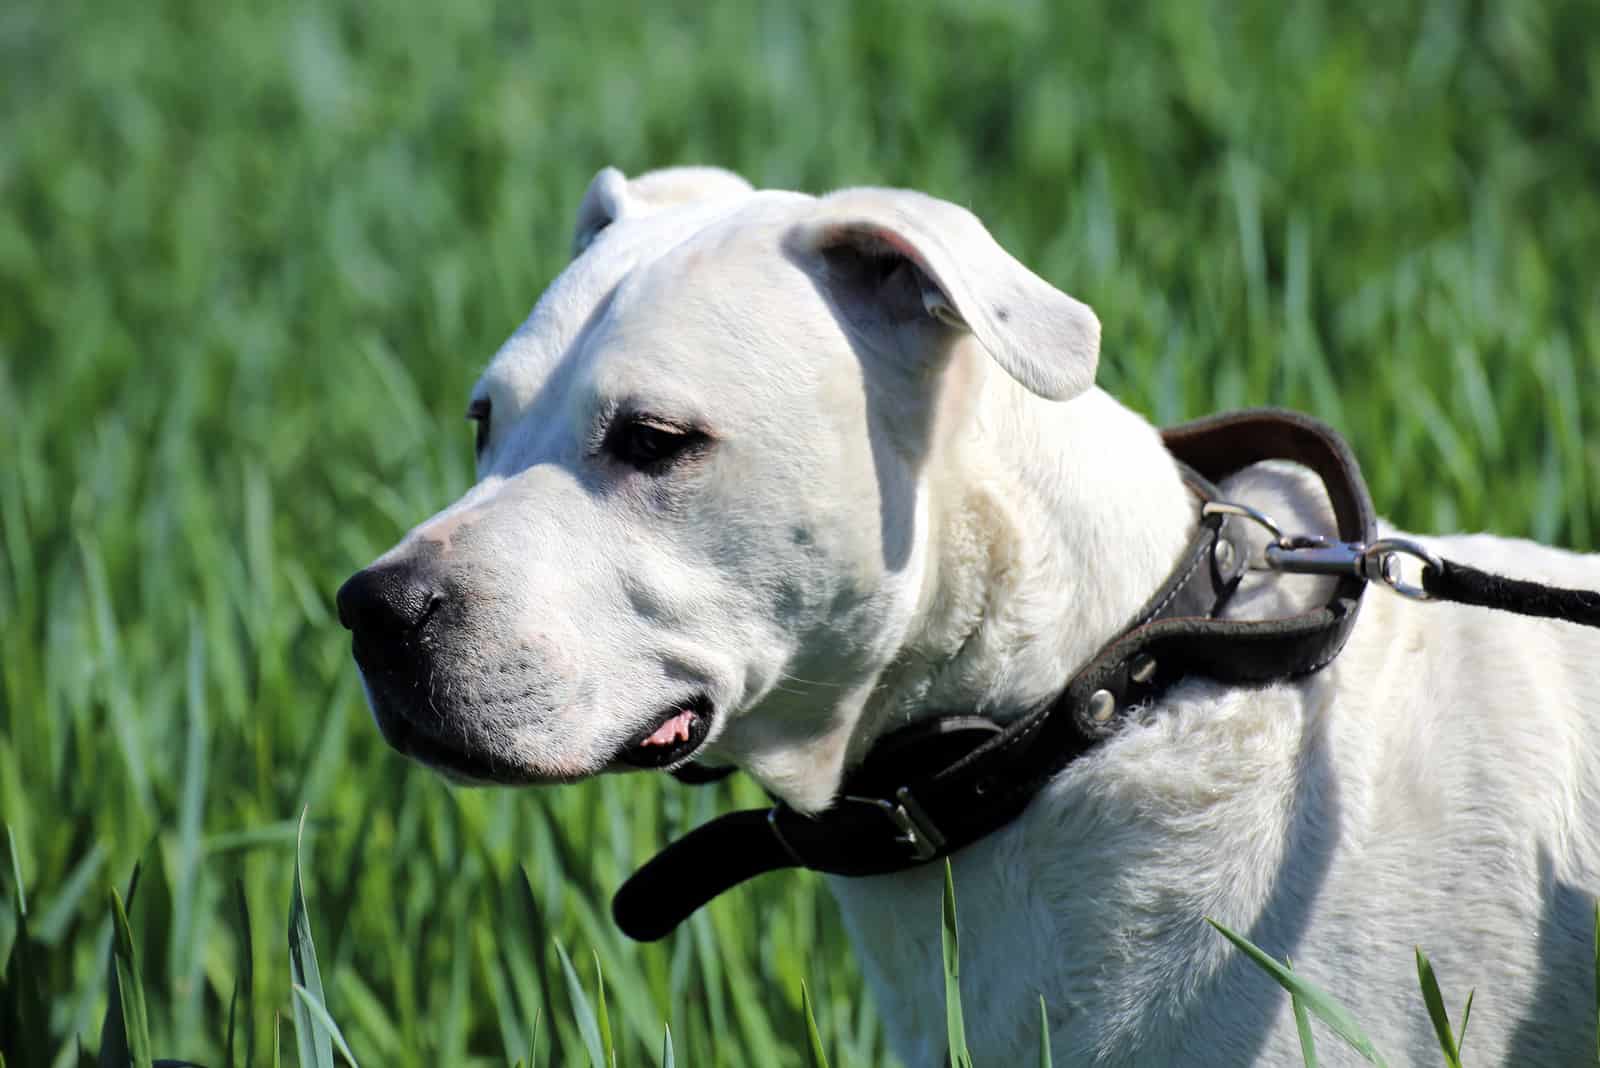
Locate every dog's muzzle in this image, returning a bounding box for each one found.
[336,557,496,777]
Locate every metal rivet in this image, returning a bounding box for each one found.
[1213,538,1237,576]
[1129,654,1157,684]
[1088,689,1116,724]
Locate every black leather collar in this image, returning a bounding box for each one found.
[614,408,1376,942]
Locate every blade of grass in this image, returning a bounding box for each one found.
[512,866,556,1041]
[1285,957,1318,1068]
[170,622,209,1043]
[109,888,154,1068]
[233,880,255,1068]
[482,929,526,1061]
[33,841,107,944]
[3,890,44,1067]
[78,533,152,809]
[442,912,469,1064]
[99,863,142,1068]
[3,831,46,1068]
[1292,994,1318,1066]
[330,970,402,1063]
[1038,995,1052,1068]
[5,825,23,918]
[592,951,615,1068]
[287,809,334,1068]
[661,1022,674,1068]
[942,861,973,1068]
[553,939,604,1068]
[801,980,830,1068]
[1208,919,1387,1066]
[1414,947,1461,1067]
[1459,989,1474,1048]
[226,981,239,1068]
[292,984,362,1068]
[689,909,731,1061]
[202,822,303,856]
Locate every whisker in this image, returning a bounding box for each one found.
[777,671,847,690]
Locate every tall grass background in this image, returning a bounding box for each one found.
[3,1,1598,1064]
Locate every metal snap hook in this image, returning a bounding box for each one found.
[1359,538,1442,601]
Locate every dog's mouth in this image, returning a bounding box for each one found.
[616,694,715,769]
[362,663,717,781]
[371,701,541,786]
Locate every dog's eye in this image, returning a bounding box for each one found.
[466,397,491,457]
[606,415,707,472]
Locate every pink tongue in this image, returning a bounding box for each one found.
[643,710,696,747]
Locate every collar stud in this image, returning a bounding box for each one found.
[1087,688,1116,723]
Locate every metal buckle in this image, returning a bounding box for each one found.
[841,787,946,862]
[767,787,949,869]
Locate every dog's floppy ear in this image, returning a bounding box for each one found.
[793,188,1100,402]
[572,166,753,257]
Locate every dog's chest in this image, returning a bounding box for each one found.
[825,698,1316,1067]
[828,819,1080,1066]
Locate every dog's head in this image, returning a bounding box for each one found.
[337,166,1100,811]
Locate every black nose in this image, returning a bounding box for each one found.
[336,560,441,640]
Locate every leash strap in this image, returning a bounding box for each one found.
[1422,558,1600,627]
[614,408,1378,942]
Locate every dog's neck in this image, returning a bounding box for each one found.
[851,377,1196,758]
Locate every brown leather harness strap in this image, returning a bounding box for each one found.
[614,408,1374,942]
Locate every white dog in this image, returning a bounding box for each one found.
[338,166,1600,1065]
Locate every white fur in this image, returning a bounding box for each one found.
[359,166,1600,1065]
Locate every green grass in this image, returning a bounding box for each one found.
[3,0,1599,1064]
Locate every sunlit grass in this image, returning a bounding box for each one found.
[22,842,1584,1066]
[4,0,1599,1064]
